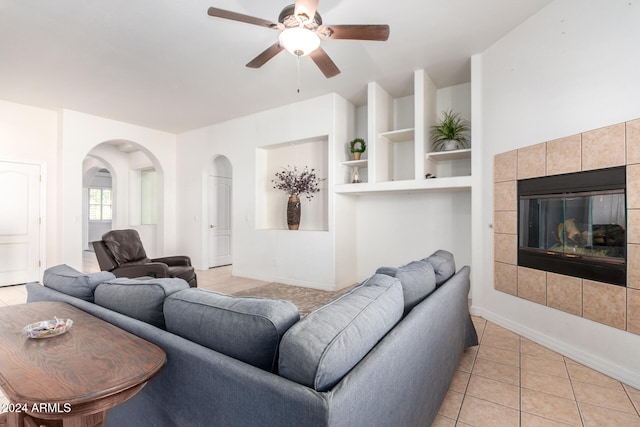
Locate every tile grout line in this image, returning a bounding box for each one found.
[519,335,522,427]
[564,356,587,427]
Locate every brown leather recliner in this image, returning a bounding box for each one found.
[92,229,197,288]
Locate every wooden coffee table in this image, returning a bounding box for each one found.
[0,302,166,427]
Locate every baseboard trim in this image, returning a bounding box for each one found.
[471,306,640,390]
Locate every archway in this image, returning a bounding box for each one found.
[208,156,233,268]
[83,140,164,271]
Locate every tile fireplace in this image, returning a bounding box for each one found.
[493,119,640,334]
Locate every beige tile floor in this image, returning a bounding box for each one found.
[1,252,639,426]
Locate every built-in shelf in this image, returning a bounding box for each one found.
[334,175,472,195]
[379,128,414,143]
[427,148,471,161]
[340,159,369,168]
[341,159,368,184]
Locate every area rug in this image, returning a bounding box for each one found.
[233,283,348,317]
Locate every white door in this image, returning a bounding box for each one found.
[208,175,232,267]
[0,161,41,286]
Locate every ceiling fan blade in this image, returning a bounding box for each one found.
[320,24,390,41]
[294,0,319,22]
[207,7,278,29]
[309,47,340,78]
[246,43,285,68]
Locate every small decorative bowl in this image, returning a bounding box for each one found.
[23,318,73,339]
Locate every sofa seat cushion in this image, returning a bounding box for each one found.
[43,264,115,302]
[278,274,404,392]
[94,277,188,329]
[163,289,300,372]
[376,260,436,315]
[423,250,456,286]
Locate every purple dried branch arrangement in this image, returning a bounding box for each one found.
[272,165,324,201]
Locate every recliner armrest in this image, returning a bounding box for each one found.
[112,262,171,279]
[152,256,192,267]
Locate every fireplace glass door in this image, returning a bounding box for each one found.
[519,190,626,260]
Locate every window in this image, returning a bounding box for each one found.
[141,169,158,225]
[89,188,112,221]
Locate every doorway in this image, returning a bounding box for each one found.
[208,156,232,268]
[85,168,113,250]
[0,161,42,286]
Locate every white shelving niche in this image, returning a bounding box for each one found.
[335,69,472,195]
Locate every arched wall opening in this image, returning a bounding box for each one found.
[83,139,166,268]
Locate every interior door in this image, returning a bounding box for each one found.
[0,161,41,286]
[208,175,232,267]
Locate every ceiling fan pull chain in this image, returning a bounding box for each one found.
[297,54,301,94]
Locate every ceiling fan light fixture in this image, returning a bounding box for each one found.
[279,27,320,57]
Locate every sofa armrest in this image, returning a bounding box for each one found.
[152,256,192,267]
[113,263,170,279]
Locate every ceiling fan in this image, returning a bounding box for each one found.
[207,0,390,78]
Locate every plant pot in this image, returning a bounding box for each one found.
[353,152,362,160]
[287,195,301,230]
[443,140,459,151]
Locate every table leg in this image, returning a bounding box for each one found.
[3,411,24,427]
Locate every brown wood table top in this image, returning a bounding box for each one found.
[0,301,166,426]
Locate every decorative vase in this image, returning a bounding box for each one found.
[287,195,301,230]
[353,152,362,160]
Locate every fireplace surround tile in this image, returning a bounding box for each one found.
[628,209,640,244]
[494,181,517,212]
[627,118,640,165]
[627,164,640,209]
[517,267,546,305]
[546,134,582,176]
[495,233,517,265]
[627,288,640,334]
[581,123,626,171]
[495,262,517,296]
[582,280,626,330]
[517,143,546,179]
[547,273,582,317]
[494,150,517,182]
[628,244,640,290]
[494,210,517,235]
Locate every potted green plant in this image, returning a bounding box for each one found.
[430,110,470,151]
[349,138,366,160]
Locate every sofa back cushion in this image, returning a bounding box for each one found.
[278,274,403,392]
[43,264,115,302]
[163,289,300,372]
[376,260,436,314]
[102,229,149,265]
[423,250,456,286]
[94,277,188,329]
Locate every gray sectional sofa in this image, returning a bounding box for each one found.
[26,250,477,427]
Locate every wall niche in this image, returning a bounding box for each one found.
[256,136,329,231]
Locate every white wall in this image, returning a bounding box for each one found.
[356,191,471,279]
[474,0,640,387]
[177,94,354,290]
[0,100,59,269]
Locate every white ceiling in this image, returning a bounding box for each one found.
[0,0,552,133]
